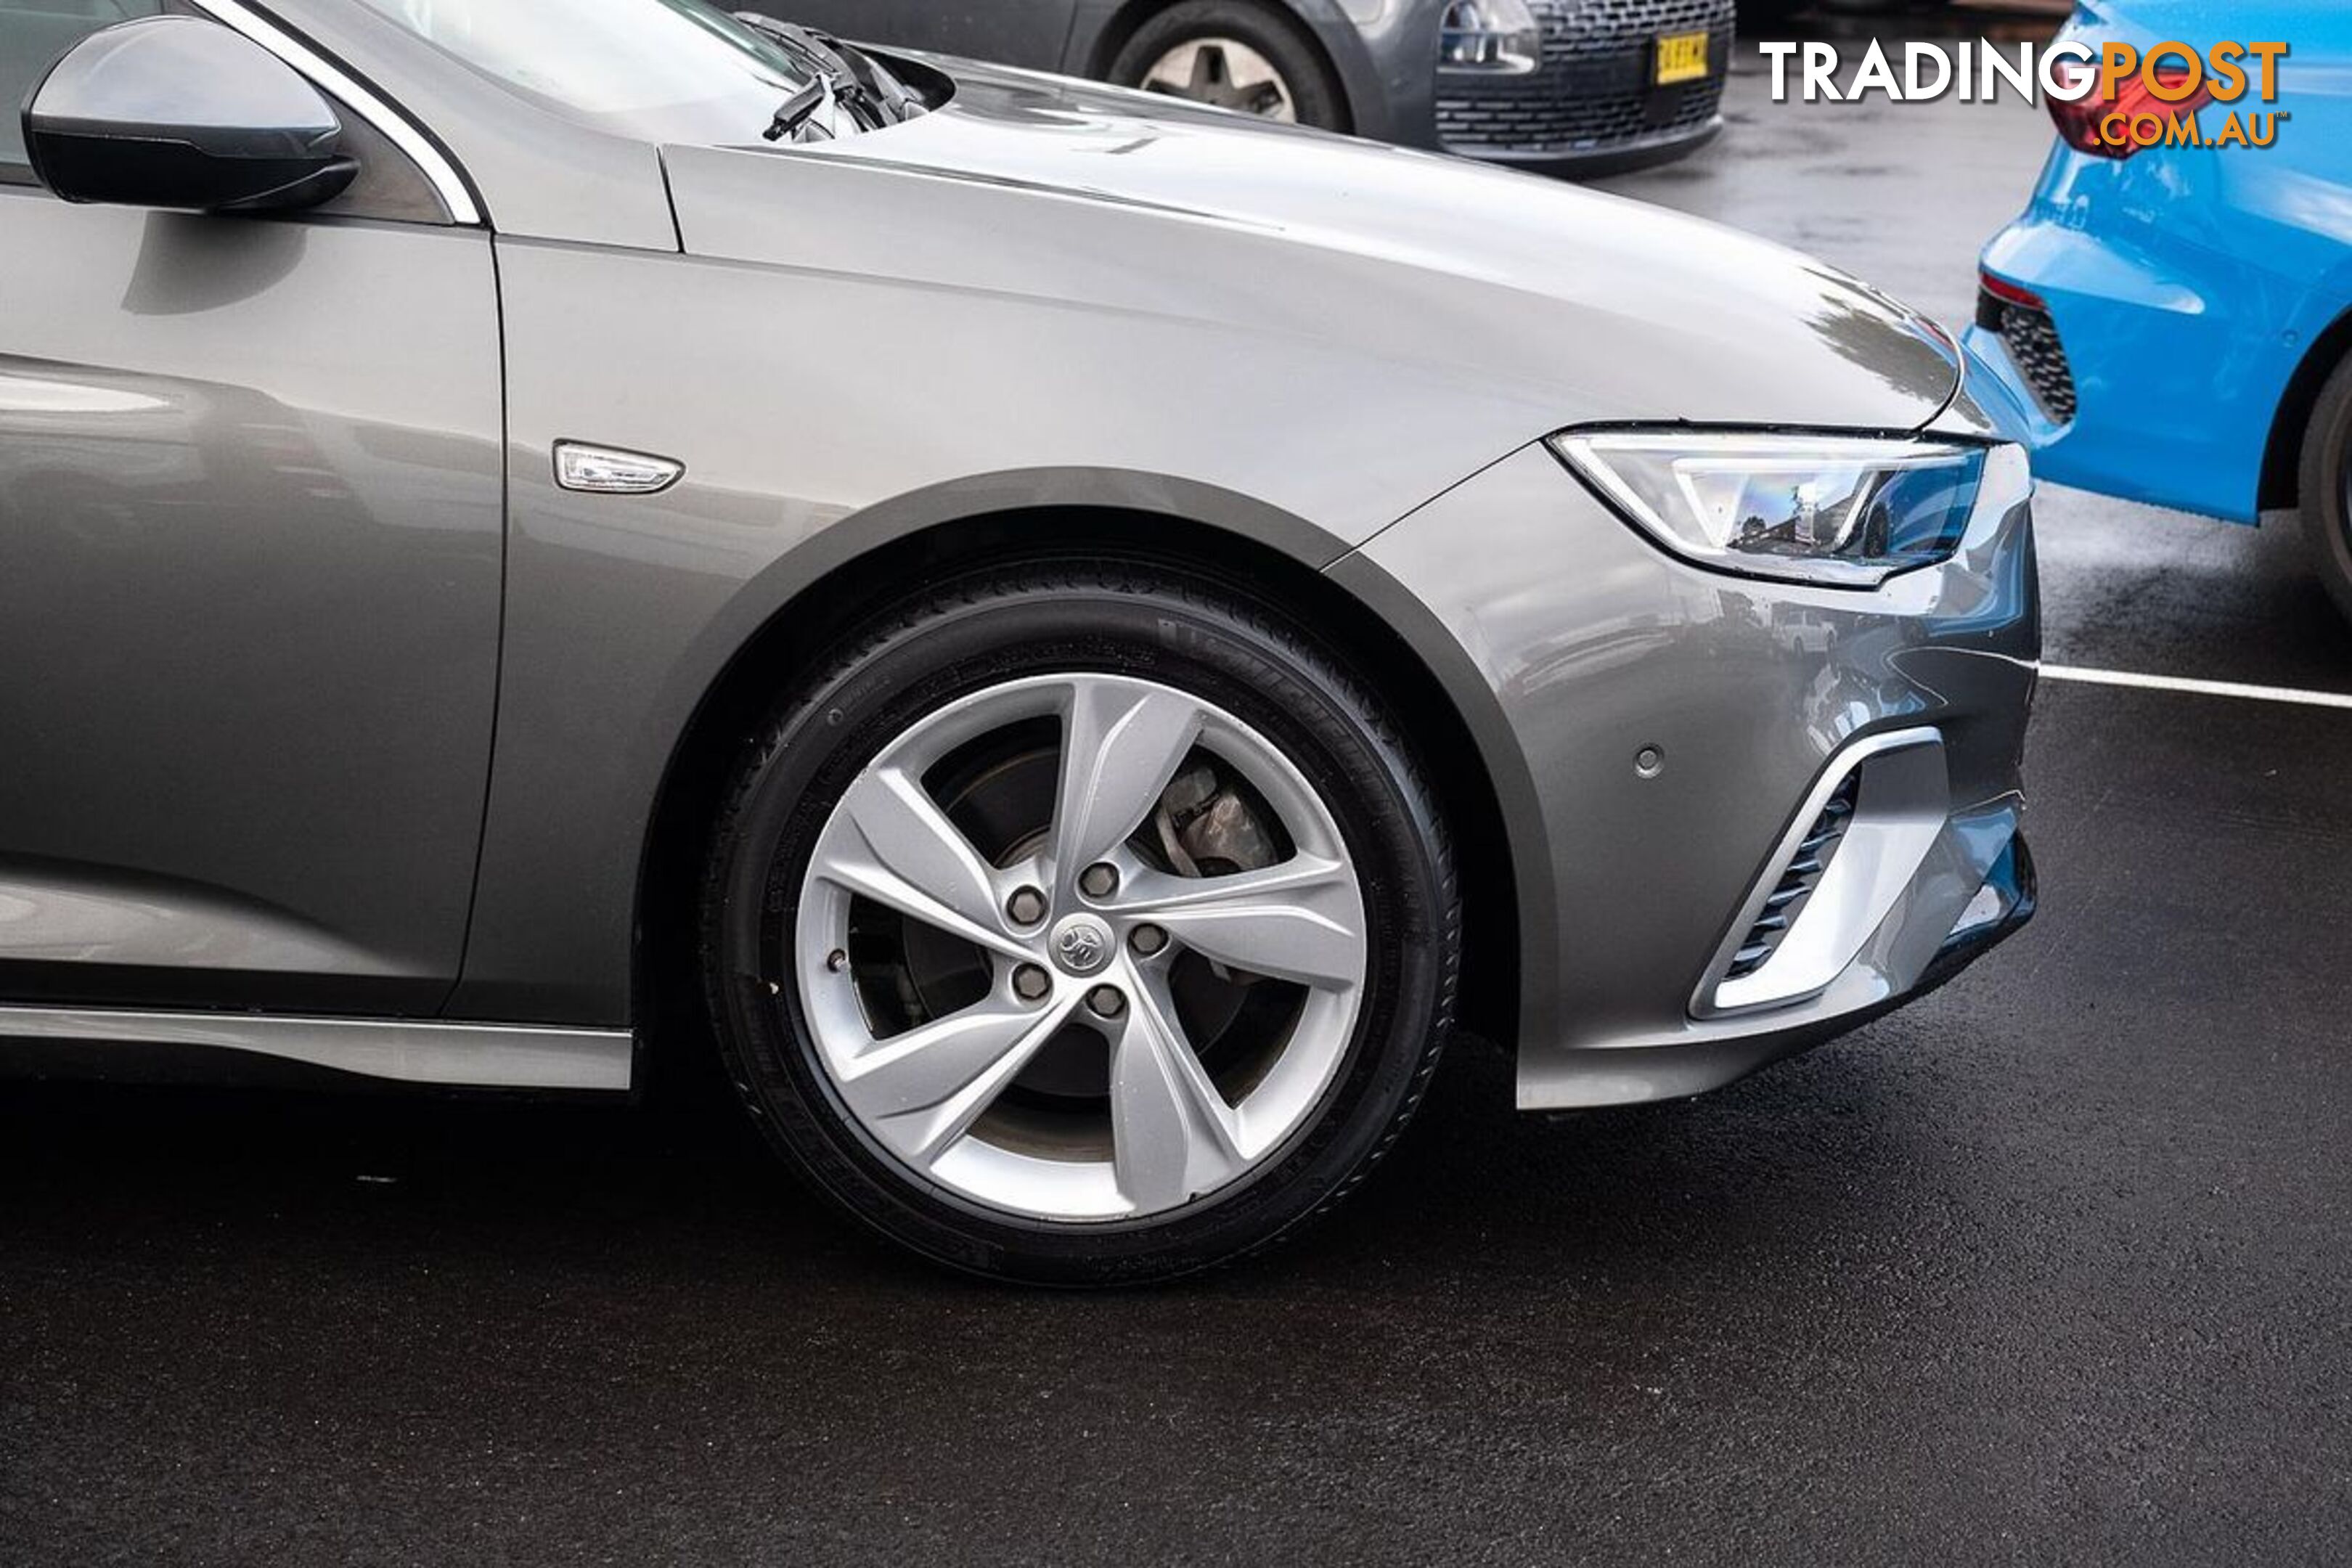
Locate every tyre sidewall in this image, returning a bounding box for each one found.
[2302,360,2352,623]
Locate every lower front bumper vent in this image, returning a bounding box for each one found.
[1702,729,1952,1018]
[1723,774,1858,982]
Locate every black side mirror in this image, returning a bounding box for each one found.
[24,15,358,214]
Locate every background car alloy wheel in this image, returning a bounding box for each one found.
[1135,38,1299,122]
[701,563,1455,1283]
[1107,1,1349,132]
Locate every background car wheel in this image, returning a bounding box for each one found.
[1106,1,1349,131]
[701,563,1457,1284]
[2298,352,2352,625]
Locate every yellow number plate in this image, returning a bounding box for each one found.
[1655,30,1711,86]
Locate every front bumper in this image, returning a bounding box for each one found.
[1453,115,1723,180]
[1967,206,2287,525]
[1331,430,2038,1109]
[1429,1,1733,177]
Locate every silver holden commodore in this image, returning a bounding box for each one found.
[0,0,2037,1283]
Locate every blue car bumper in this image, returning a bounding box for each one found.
[1967,208,2292,525]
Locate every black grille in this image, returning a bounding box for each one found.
[1724,775,1858,983]
[1978,287,2078,425]
[1434,0,1735,156]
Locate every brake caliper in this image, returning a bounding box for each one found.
[1151,762,1279,984]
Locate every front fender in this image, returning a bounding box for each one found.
[449,452,1361,1024]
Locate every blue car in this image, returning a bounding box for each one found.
[1969,1,2352,616]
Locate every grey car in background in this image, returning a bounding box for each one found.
[754,0,1736,176]
[0,0,2033,1282]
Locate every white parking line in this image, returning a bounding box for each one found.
[2041,664,2352,711]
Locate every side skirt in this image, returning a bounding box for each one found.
[0,1006,632,1091]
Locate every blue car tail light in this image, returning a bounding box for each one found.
[2048,62,2213,160]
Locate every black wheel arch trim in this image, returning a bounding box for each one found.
[2261,303,2352,513]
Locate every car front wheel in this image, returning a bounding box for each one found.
[701,562,1457,1283]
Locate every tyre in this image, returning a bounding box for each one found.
[1105,1,1350,132]
[700,562,1457,1285]
[2300,351,2352,626]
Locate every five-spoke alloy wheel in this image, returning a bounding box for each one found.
[702,564,1455,1283]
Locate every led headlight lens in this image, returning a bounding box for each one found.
[1438,0,1540,74]
[1549,431,1989,587]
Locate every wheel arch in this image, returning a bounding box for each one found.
[633,483,1524,1076]
[2260,302,2352,512]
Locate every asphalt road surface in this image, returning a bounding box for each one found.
[7,36,2351,1568]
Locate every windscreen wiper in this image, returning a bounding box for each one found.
[737,12,926,129]
[828,36,923,123]
[763,78,830,142]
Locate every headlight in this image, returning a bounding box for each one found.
[1548,430,1990,588]
[1438,0,1540,74]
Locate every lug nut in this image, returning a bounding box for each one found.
[1085,985,1127,1019]
[1005,886,1047,926]
[1012,963,1052,1002]
[1130,924,1168,957]
[1079,862,1119,899]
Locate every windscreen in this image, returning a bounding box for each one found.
[353,0,815,141]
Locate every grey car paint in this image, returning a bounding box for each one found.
[457,60,1972,1026]
[0,0,2032,1108]
[0,200,503,1014]
[1342,430,2034,1107]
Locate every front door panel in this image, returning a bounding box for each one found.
[0,196,503,1013]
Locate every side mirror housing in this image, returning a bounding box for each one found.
[24,15,357,214]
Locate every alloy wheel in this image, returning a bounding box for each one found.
[794,672,1367,1222]
[1137,38,1299,121]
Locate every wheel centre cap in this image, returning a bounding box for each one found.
[1048,914,1114,976]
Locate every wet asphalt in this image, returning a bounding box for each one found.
[7,28,2351,1568]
